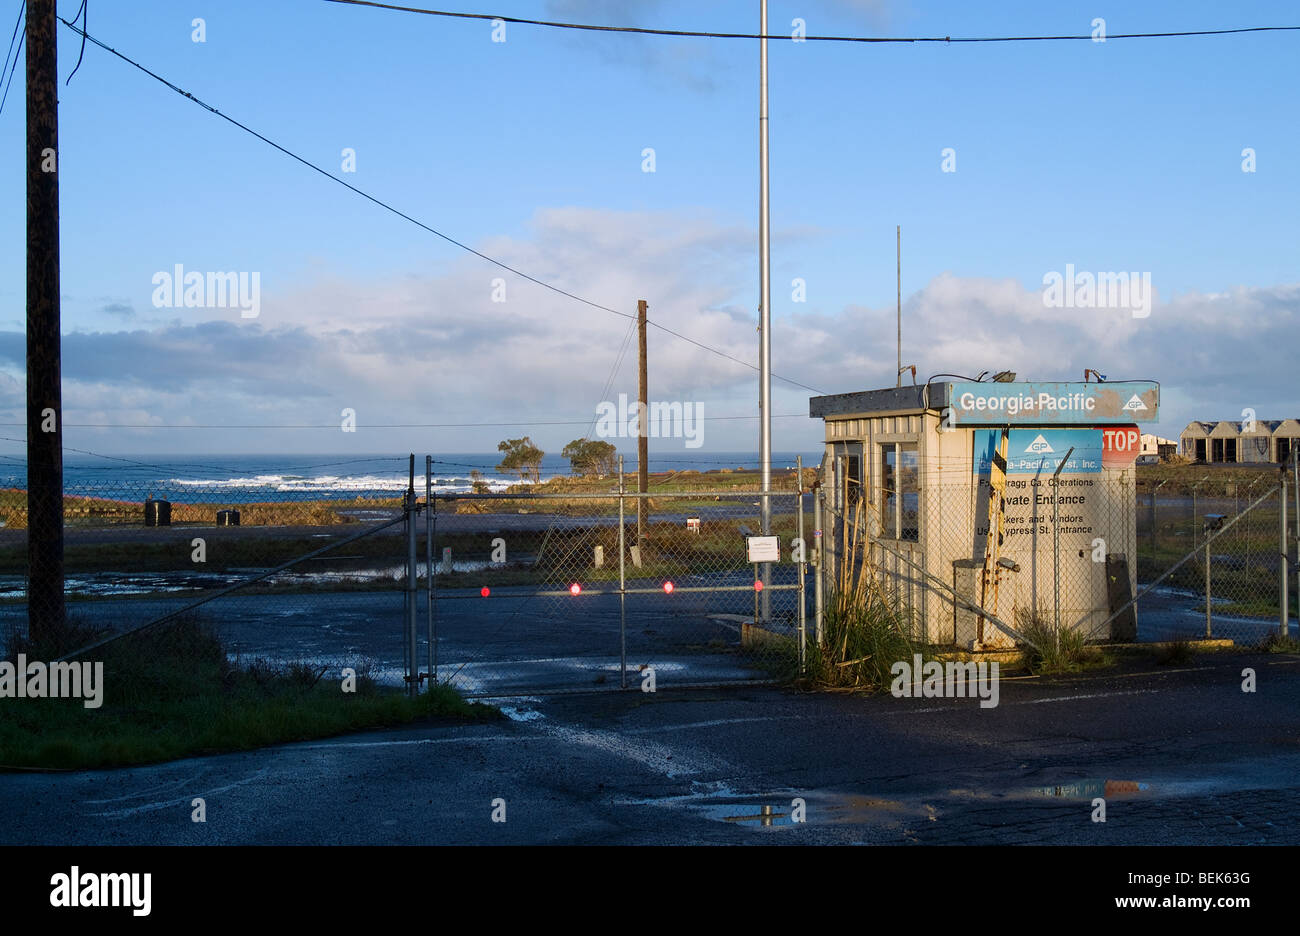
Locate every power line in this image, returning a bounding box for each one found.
[581,316,636,443]
[323,0,1300,44]
[0,0,23,117]
[0,413,812,430]
[0,1,23,89]
[57,17,823,396]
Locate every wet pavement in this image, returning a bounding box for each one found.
[2,649,1298,845]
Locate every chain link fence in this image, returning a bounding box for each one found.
[1135,478,1297,645]
[815,452,1298,652]
[2,477,411,687]
[3,457,814,699]
[429,465,809,696]
[10,454,1291,701]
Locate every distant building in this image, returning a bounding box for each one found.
[1139,433,1177,459]
[1179,419,1300,464]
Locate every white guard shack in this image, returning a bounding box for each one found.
[809,380,1160,649]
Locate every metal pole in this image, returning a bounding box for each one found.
[1053,474,1060,652]
[1293,452,1299,629]
[426,455,435,688]
[1282,475,1290,638]
[407,454,419,697]
[637,299,648,547]
[401,500,409,689]
[26,0,65,642]
[1051,447,1074,653]
[813,478,824,645]
[1244,477,1260,576]
[1192,486,1198,550]
[1204,534,1212,638]
[758,0,773,623]
[796,455,806,672]
[832,455,843,592]
[896,224,901,387]
[618,455,627,688]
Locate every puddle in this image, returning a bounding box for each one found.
[623,786,927,831]
[1028,779,1150,799]
[699,803,795,827]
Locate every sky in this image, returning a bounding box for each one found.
[0,0,1296,458]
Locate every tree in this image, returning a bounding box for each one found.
[496,437,544,483]
[562,438,617,478]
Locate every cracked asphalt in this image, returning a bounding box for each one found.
[1,650,1297,845]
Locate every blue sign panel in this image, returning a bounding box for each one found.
[973,429,1103,475]
[949,381,1158,425]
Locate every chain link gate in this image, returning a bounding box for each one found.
[424,461,807,697]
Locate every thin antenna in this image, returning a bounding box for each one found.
[896,225,901,387]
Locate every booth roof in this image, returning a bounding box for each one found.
[809,383,948,420]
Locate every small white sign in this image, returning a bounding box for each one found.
[746,536,780,563]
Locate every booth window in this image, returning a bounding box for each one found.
[880,442,919,541]
[845,453,862,515]
[834,446,864,519]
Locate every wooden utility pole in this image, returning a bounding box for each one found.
[26,0,65,642]
[636,299,648,544]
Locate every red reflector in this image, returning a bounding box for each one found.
[754,580,764,592]
[480,586,490,598]
[663,581,674,594]
[569,583,582,595]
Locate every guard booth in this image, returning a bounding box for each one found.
[810,379,1159,649]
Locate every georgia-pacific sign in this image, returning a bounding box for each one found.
[947,381,1159,426]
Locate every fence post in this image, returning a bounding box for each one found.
[1293,453,1299,630]
[1204,532,1212,639]
[813,478,824,646]
[796,455,806,673]
[1051,450,1073,654]
[426,455,436,687]
[1192,485,1198,550]
[406,455,420,698]
[618,455,627,689]
[1282,476,1290,639]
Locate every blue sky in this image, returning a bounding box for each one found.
[0,0,1296,457]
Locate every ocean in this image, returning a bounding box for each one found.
[1,452,821,504]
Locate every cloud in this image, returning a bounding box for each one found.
[787,275,1300,432]
[0,207,1292,453]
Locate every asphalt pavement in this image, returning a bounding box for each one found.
[3,649,1297,845]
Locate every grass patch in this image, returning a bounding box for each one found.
[1019,616,1111,674]
[1152,638,1196,666]
[1,615,497,771]
[802,587,926,691]
[1259,632,1300,654]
